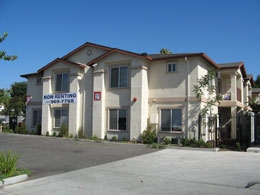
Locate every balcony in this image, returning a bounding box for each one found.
[222,93,231,100]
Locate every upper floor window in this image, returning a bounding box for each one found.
[110,66,128,88]
[56,72,69,92]
[36,77,42,86]
[167,63,176,72]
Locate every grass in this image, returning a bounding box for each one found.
[0,150,31,181]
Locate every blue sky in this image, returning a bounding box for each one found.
[1,0,260,89]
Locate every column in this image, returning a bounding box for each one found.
[92,70,105,139]
[41,76,52,135]
[130,66,148,140]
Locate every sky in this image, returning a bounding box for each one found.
[1,0,260,89]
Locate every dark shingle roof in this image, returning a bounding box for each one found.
[252,88,260,93]
[218,62,243,68]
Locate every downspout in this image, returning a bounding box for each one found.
[185,57,190,139]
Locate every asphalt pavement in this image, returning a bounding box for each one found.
[1,134,260,195]
[0,133,156,180]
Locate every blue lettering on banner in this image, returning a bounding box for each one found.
[43,92,77,104]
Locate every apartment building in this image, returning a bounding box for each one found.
[21,42,255,144]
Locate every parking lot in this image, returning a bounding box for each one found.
[1,133,260,195]
[0,133,156,180]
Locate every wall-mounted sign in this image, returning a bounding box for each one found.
[94,91,101,101]
[43,92,77,104]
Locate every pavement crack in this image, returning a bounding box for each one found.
[245,181,260,188]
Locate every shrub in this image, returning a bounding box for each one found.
[0,150,20,177]
[59,123,68,137]
[111,136,117,141]
[163,136,171,145]
[78,127,85,138]
[141,124,157,144]
[46,131,49,136]
[15,122,27,134]
[235,142,241,151]
[181,138,211,148]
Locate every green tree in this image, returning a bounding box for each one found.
[249,97,260,113]
[7,82,27,116]
[254,75,260,88]
[0,89,10,114]
[160,48,172,54]
[193,69,222,116]
[0,32,17,61]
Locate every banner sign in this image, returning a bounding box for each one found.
[43,92,77,104]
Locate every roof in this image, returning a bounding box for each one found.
[21,58,86,78]
[148,53,220,69]
[21,72,42,78]
[62,42,112,60]
[252,88,260,93]
[218,62,247,78]
[37,58,86,73]
[87,48,151,66]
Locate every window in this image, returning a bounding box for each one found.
[161,109,182,131]
[56,72,69,92]
[32,109,42,127]
[36,77,42,85]
[167,63,176,72]
[110,66,128,88]
[109,109,127,130]
[54,108,68,128]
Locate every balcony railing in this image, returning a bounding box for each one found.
[222,93,231,100]
[222,88,242,102]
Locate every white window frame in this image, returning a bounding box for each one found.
[53,108,69,128]
[108,108,128,131]
[55,72,69,92]
[167,63,176,73]
[110,66,128,88]
[160,108,182,132]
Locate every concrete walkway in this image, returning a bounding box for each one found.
[1,149,260,195]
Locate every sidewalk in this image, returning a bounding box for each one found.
[1,149,260,195]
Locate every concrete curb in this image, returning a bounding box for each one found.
[0,174,28,187]
[247,147,260,153]
[166,145,220,152]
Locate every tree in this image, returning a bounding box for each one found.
[249,97,260,113]
[254,75,260,88]
[193,69,222,146]
[160,48,172,54]
[7,82,27,116]
[193,69,222,116]
[0,32,17,61]
[0,89,10,114]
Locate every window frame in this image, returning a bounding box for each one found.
[160,108,182,132]
[166,62,176,73]
[32,109,42,128]
[110,65,128,89]
[55,72,69,93]
[108,108,128,131]
[53,108,69,128]
[36,77,42,86]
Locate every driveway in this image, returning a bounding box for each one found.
[0,133,156,180]
[1,148,260,195]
